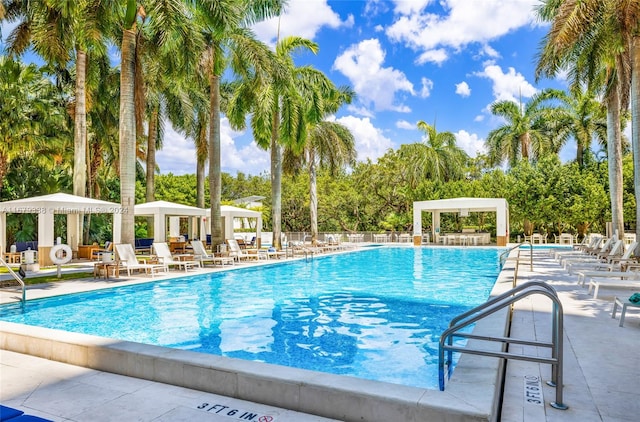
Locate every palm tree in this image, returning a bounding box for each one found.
[543,88,607,167]
[116,0,199,245]
[194,0,285,249]
[3,0,111,200]
[485,90,564,168]
[283,83,356,245]
[536,0,635,243]
[226,35,323,249]
[399,121,468,184]
[0,56,68,191]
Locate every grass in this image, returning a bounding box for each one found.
[0,269,94,285]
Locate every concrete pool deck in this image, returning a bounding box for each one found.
[1,245,639,421]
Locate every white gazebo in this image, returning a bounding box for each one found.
[134,201,206,242]
[0,193,123,266]
[203,205,263,247]
[413,197,510,246]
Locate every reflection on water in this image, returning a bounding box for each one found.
[0,247,501,388]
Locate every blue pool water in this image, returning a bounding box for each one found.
[0,246,503,388]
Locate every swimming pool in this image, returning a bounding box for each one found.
[0,246,503,389]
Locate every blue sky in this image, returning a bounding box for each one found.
[2,1,588,176]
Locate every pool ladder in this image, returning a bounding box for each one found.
[438,281,567,410]
[0,255,26,303]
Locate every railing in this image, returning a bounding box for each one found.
[0,256,26,303]
[500,241,533,274]
[439,281,567,410]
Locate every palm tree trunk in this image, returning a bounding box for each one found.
[631,35,640,255]
[196,119,207,208]
[520,132,530,160]
[145,107,158,238]
[309,148,318,245]
[209,70,223,247]
[271,109,282,249]
[73,49,87,198]
[119,28,137,245]
[146,107,158,203]
[605,86,624,239]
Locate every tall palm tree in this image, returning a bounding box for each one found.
[3,0,111,200]
[536,0,634,242]
[283,84,356,244]
[485,90,563,168]
[226,35,322,249]
[194,0,285,249]
[398,121,468,184]
[116,0,199,245]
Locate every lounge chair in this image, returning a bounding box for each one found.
[564,239,624,272]
[91,241,114,261]
[258,246,287,260]
[576,267,640,287]
[152,242,201,271]
[559,237,619,267]
[588,276,640,299]
[226,238,259,261]
[191,239,234,267]
[114,244,168,277]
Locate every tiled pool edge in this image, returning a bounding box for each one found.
[0,251,516,422]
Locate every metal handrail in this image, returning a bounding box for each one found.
[0,256,26,303]
[439,281,567,410]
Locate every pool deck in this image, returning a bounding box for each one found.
[1,245,639,421]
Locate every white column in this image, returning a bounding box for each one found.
[38,212,55,247]
[113,213,122,243]
[67,213,80,249]
[155,214,165,242]
[0,212,6,255]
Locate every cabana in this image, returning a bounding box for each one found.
[203,205,263,248]
[133,201,206,244]
[0,193,123,266]
[413,198,510,246]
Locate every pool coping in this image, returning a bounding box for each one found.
[0,247,516,422]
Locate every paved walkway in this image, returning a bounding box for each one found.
[500,248,640,422]
[2,248,640,421]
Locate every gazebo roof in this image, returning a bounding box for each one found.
[134,200,206,217]
[0,192,122,214]
[413,197,508,213]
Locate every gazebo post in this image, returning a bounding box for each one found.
[38,212,55,266]
[0,212,6,255]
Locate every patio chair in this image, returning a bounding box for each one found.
[564,239,624,272]
[152,242,201,272]
[114,244,167,277]
[191,239,234,267]
[91,241,114,261]
[226,238,259,262]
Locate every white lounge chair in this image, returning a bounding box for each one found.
[191,240,234,267]
[152,242,201,271]
[114,243,167,277]
[588,277,640,299]
[569,241,638,274]
[561,238,622,269]
[226,238,259,261]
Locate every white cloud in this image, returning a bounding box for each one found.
[420,77,434,98]
[476,64,538,103]
[455,81,471,97]
[474,115,485,122]
[416,48,448,65]
[333,38,415,112]
[334,115,394,162]
[455,130,486,157]
[391,0,433,15]
[396,119,415,129]
[252,0,350,44]
[156,119,269,176]
[386,0,540,64]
